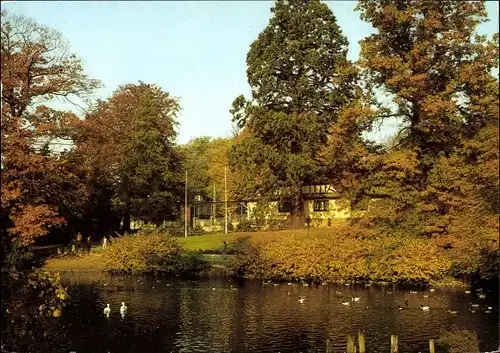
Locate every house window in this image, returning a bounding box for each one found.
[278,201,292,213]
[313,200,329,212]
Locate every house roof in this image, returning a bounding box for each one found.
[245,184,342,201]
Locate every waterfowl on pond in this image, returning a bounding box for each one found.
[398,306,404,310]
[470,303,479,308]
[429,288,435,292]
[287,282,293,286]
[120,302,127,313]
[478,293,486,299]
[447,310,458,314]
[298,296,306,304]
[486,306,493,310]
[364,283,372,287]
[351,296,361,302]
[423,294,429,298]
[286,291,292,296]
[365,305,372,309]
[211,287,216,291]
[321,282,328,286]
[341,301,350,306]
[103,304,111,315]
[302,283,309,287]
[409,290,418,294]
[273,283,279,287]
[230,285,237,291]
[485,310,491,314]
[420,305,430,311]
[464,290,471,294]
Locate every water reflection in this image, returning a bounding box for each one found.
[2,272,498,353]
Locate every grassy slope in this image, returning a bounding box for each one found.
[178,228,333,251]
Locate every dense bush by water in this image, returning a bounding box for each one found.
[102,231,209,274]
[227,228,453,284]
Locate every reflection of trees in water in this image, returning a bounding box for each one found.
[176,285,237,351]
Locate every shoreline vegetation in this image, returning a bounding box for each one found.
[39,228,474,288]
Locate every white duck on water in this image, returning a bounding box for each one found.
[103,304,111,315]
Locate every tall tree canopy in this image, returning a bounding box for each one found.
[75,82,183,233]
[1,10,100,246]
[348,0,498,263]
[229,0,356,227]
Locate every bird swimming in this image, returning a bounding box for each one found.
[298,296,306,304]
[341,301,350,306]
[103,304,111,315]
[420,305,430,311]
[447,310,457,314]
[351,296,361,302]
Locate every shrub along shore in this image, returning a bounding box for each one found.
[39,227,497,286]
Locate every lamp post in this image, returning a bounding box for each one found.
[224,165,227,234]
[184,170,188,238]
[212,162,229,234]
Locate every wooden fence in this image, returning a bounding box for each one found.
[325,332,498,353]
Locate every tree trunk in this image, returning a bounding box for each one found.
[121,200,131,235]
[290,197,304,230]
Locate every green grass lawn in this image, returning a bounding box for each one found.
[177,227,337,252]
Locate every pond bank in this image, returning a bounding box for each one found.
[40,252,465,288]
[36,228,491,288]
[41,252,235,272]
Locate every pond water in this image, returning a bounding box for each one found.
[2,272,499,353]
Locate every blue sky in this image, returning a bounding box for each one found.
[2,1,499,144]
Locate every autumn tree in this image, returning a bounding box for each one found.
[1,10,100,247]
[350,0,498,255]
[229,0,357,227]
[76,82,183,233]
[181,136,248,218]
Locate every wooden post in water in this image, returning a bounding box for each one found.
[325,338,333,353]
[429,339,435,353]
[347,335,356,353]
[390,335,399,353]
[358,331,366,353]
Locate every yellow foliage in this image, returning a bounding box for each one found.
[228,228,452,284]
